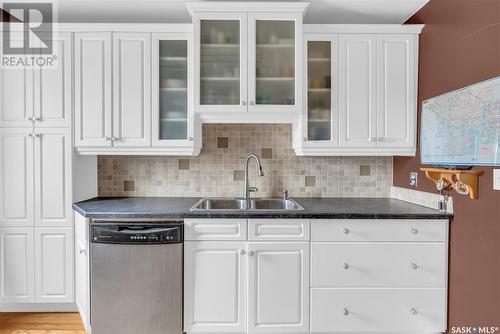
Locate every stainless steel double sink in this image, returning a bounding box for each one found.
[191,198,305,211]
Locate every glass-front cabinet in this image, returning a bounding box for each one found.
[152,32,200,152]
[301,35,339,149]
[188,3,308,119]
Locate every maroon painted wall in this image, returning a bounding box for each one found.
[398,0,500,328]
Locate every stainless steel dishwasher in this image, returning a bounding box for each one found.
[90,220,183,334]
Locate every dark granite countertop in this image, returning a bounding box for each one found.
[72,197,453,220]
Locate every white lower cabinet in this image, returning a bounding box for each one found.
[184,218,448,334]
[248,242,309,333]
[0,228,35,303]
[184,241,247,333]
[34,228,74,303]
[74,212,91,331]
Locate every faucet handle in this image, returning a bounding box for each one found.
[248,186,259,193]
[280,190,289,199]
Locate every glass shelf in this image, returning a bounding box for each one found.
[255,20,295,106]
[159,40,188,140]
[307,40,332,141]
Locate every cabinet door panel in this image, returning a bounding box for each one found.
[377,34,416,148]
[34,32,72,127]
[34,227,73,303]
[0,129,34,227]
[0,228,35,303]
[194,13,248,112]
[75,237,90,330]
[112,32,151,147]
[184,241,247,332]
[0,45,33,127]
[339,34,377,148]
[34,128,72,227]
[74,32,112,147]
[248,13,302,113]
[248,242,309,332]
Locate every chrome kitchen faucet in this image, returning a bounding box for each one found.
[243,154,265,199]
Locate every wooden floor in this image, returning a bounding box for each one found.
[0,313,87,334]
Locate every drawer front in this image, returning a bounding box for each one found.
[184,219,247,241]
[311,243,446,287]
[248,219,310,241]
[310,288,446,332]
[311,219,448,242]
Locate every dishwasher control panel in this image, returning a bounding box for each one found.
[91,223,183,244]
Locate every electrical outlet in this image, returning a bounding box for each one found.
[494,169,500,191]
[409,172,418,187]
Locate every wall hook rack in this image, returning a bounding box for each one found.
[420,168,484,200]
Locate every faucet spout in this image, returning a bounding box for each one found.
[244,154,265,199]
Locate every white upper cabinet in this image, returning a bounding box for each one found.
[0,33,71,128]
[339,34,378,149]
[0,129,34,227]
[74,32,113,147]
[294,25,421,156]
[187,2,308,122]
[112,32,151,147]
[377,34,416,149]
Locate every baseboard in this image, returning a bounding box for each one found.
[0,303,77,312]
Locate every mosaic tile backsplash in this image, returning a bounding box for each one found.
[98,124,393,198]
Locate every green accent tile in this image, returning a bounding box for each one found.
[124,180,135,192]
[179,159,190,170]
[217,137,229,148]
[261,148,273,159]
[305,176,316,187]
[360,165,371,176]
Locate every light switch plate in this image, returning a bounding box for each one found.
[409,172,418,187]
[494,169,500,190]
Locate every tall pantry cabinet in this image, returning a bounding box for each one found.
[0,32,74,307]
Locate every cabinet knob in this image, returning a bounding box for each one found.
[111,136,120,141]
[188,137,194,141]
[410,263,418,270]
[28,116,40,121]
[240,249,246,255]
[249,101,255,106]
[249,250,255,256]
[241,101,247,106]
[105,137,112,141]
[410,308,418,315]
[410,228,418,234]
[343,308,349,316]
[303,137,307,141]
[342,262,349,270]
[79,249,86,255]
[29,133,40,139]
[343,228,350,234]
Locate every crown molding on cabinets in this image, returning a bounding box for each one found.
[304,24,425,34]
[186,2,310,16]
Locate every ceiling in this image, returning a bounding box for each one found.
[12,0,430,24]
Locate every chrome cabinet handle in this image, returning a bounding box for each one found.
[342,262,349,270]
[241,101,247,106]
[29,133,40,139]
[303,137,307,141]
[410,228,418,234]
[28,116,40,121]
[249,101,255,106]
[343,308,349,316]
[240,249,246,255]
[105,137,112,141]
[79,249,86,255]
[111,136,120,141]
[343,228,350,234]
[410,263,418,270]
[249,250,255,256]
[410,308,418,315]
[188,137,194,141]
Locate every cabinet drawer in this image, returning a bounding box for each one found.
[184,219,247,241]
[311,219,447,242]
[248,219,310,241]
[311,243,446,287]
[310,288,446,332]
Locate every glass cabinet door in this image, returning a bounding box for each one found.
[200,20,242,106]
[159,40,188,140]
[254,20,295,106]
[307,41,331,141]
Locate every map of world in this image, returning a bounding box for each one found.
[420,76,500,166]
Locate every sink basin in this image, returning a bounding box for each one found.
[191,198,305,211]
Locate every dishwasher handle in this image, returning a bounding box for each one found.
[91,223,183,244]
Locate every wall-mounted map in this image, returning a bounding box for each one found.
[420,76,500,166]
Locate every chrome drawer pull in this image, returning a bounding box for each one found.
[249,250,255,256]
[410,308,418,315]
[343,308,349,316]
[410,263,418,270]
[342,228,350,234]
[342,262,349,270]
[410,228,418,234]
[240,249,246,255]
